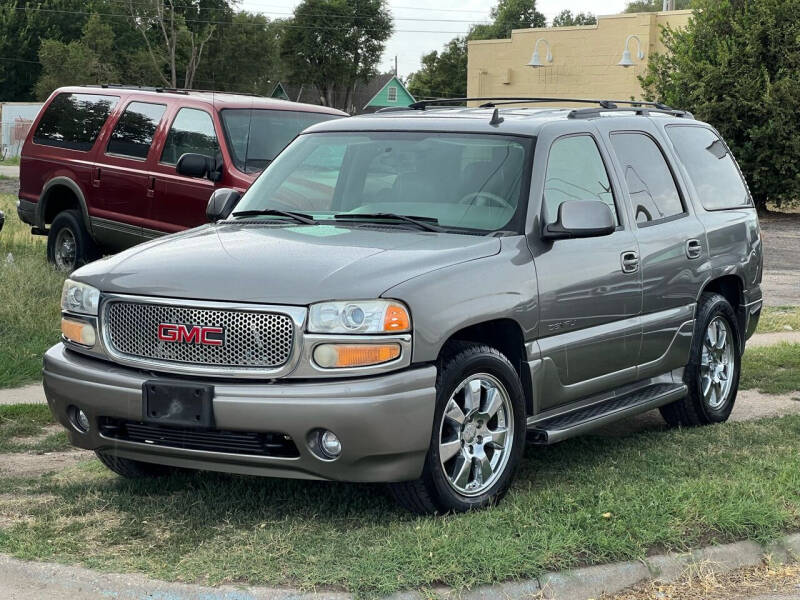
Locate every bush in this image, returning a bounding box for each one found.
[640,0,800,210]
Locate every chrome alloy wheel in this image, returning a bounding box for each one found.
[438,373,514,497]
[54,228,77,271]
[701,316,735,410]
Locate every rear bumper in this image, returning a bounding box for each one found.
[43,344,437,482]
[742,286,763,345]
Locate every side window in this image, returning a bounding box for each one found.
[106,102,166,160]
[543,135,618,225]
[387,86,398,102]
[666,126,750,210]
[160,108,218,165]
[33,93,119,152]
[609,132,684,225]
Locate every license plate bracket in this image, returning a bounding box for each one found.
[143,380,214,428]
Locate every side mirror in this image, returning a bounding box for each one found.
[206,188,241,222]
[176,153,222,182]
[543,200,616,240]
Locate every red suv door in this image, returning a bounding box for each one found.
[91,100,168,249]
[148,106,221,232]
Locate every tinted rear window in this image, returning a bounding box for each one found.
[33,93,119,151]
[666,126,751,210]
[220,109,341,173]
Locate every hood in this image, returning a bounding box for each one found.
[75,223,501,304]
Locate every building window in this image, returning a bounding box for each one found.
[387,86,398,102]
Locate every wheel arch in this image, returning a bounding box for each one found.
[38,177,92,233]
[437,318,533,416]
[698,274,746,350]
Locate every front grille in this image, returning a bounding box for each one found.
[99,418,299,458]
[104,301,294,369]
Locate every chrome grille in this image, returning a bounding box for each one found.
[104,301,294,369]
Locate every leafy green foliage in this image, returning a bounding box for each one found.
[551,9,597,27]
[280,0,392,111]
[34,14,119,99]
[640,0,800,208]
[407,0,544,100]
[469,0,545,41]
[406,37,468,100]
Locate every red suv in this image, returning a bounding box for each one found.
[17,86,346,270]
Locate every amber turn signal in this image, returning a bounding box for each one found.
[383,304,411,332]
[313,343,401,368]
[61,318,96,347]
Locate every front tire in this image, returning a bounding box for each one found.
[389,343,526,514]
[47,209,99,272]
[660,293,741,427]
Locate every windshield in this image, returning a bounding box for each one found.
[234,132,532,233]
[220,109,340,173]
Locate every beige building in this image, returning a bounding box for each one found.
[467,10,692,105]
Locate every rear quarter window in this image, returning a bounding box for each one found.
[666,125,751,210]
[33,93,119,152]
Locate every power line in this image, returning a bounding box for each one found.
[10,6,476,32]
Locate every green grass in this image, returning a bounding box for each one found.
[0,404,69,453]
[0,155,20,166]
[740,343,800,395]
[758,306,800,334]
[0,193,66,389]
[0,416,798,597]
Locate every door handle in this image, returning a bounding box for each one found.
[92,167,101,188]
[621,251,639,274]
[686,239,702,259]
[146,176,156,199]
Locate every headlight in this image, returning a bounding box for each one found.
[308,300,410,334]
[61,279,100,315]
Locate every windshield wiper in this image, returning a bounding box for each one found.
[333,212,443,232]
[230,208,316,225]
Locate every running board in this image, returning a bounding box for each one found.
[527,383,687,445]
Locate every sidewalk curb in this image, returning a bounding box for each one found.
[2,534,799,599]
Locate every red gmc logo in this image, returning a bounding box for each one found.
[157,323,224,346]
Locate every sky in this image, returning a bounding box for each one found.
[239,0,630,78]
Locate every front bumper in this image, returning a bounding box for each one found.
[43,344,437,482]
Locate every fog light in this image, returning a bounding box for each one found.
[320,430,342,458]
[69,406,90,433]
[61,318,96,346]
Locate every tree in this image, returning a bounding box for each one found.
[470,0,545,41]
[407,0,544,100]
[280,0,392,111]
[126,0,217,88]
[624,0,692,12]
[640,0,800,209]
[34,13,119,99]
[407,37,468,100]
[551,10,596,26]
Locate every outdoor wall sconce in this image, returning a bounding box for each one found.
[618,34,645,67]
[526,38,553,68]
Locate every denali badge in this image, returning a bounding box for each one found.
[157,323,224,346]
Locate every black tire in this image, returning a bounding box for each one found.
[95,451,176,479]
[659,293,741,427]
[389,343,527,514]
[46,209,99,272]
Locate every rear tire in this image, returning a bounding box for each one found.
[660,293,740,427]
[389,343,526,514]
[47,209,99,272]
[95,451,176,479]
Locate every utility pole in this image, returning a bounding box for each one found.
[662,0,675,10]
[394,56,398,76]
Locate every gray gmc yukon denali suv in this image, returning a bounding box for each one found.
[44,99,763,514]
